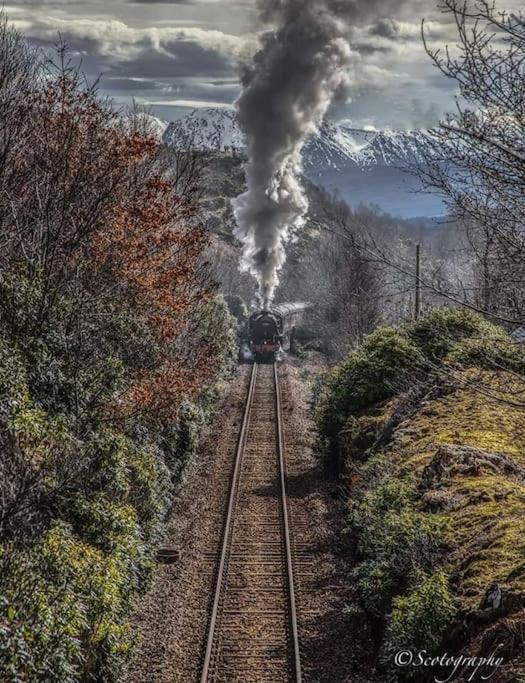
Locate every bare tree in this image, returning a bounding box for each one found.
[418,0,525,324]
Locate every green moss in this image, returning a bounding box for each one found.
[376,372,525,610]
[321,308,525,672]
[392,373,522,464]
[441,474,525,606]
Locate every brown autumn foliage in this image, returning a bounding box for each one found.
[0,48,226,425]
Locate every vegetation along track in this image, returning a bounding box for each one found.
[201,362,302,683]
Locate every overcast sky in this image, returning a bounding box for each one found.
[3,0,510,129]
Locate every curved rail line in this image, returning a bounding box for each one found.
[201,363,302,682]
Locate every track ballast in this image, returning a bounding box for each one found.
[201,363,302,683]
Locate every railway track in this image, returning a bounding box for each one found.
[201,362,302,683]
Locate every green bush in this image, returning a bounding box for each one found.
[224,294,248,322]
[447,335,525,373]
[0,549,86,683]
[0,339,29,415]
[317,326,423,466]
[382,571,456,679]
[408,307,504,361]
[335,327,422,412]
[0,294,233,681]
[316,308,513,469]
[0,366,205,682]
[348,470,446,615]
[0,517,149,682]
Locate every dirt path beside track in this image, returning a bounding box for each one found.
[279,359,374,683]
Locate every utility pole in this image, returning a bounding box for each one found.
[415,244,421,321]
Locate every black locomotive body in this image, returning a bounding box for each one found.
[241,303,311,363]
[248,310,283,362]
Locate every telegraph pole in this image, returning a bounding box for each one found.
[415,244,421,321]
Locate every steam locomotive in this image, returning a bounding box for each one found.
[240,303,311,363]
[247,310,284,362]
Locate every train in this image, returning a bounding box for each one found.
[243,303,311,363]
[248,310,283,362]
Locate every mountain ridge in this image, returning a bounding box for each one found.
[162,107,443,218]
[162,107,431,169]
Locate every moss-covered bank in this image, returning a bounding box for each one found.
[317,309,525,681]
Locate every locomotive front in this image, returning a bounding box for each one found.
[248,310,283,362]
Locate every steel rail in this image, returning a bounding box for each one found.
[200,362,302,683]
[274,362,303,683]
[200,361,257,683]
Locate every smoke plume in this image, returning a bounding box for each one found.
[231,1,357,305]
[233,0,405,306]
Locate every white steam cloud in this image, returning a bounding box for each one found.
[232,0,352,306]
[232,0,401,306]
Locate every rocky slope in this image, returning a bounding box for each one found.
[317,309,525,681]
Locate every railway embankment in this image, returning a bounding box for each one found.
[121,357,373,682]
[316,308,525,682]
[122,308,525,683]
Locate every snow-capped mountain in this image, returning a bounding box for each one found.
[307,121,431,172]
[163,108,428,168]
[143,114,169,139]
[164,108,243,151]
[163,108,442,218]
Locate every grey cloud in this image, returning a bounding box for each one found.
[18,14,257,85]
[369,18,399,39]
[19,17,257,62]
[410,98,441,128]
[352,41,392,55]
[10,0,464,131]
[129,1,195,4]
[10,1,88,4]
[128,0,250,4]
[104,76,168,91]
[21,15,243,111]
[110,42,234,78]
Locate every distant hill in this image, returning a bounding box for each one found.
[163,107,445,218]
